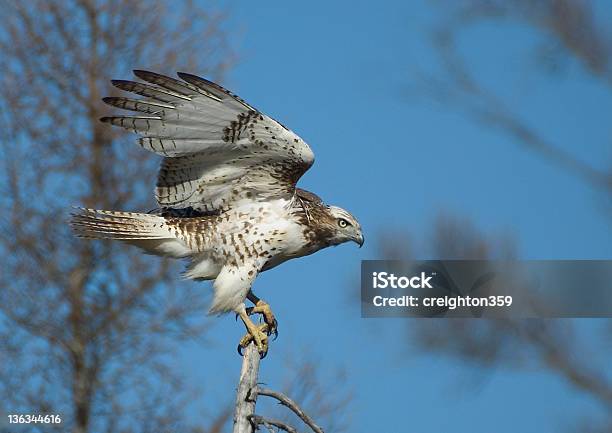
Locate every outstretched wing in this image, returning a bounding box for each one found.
[101,70,315,213]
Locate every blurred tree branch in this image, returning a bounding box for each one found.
[377,214,611,431]
[0,1,233,432]
[410,9,612,420]
[419,0,612,194]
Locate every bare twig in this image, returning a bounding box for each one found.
[257,388,325,433]
[248,415,300,433]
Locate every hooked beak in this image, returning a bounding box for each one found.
[354,232,364,248]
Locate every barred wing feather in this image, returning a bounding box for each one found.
[101,70,315,213]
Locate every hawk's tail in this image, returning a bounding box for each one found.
[70,208,170,239]
[70,208,190,258]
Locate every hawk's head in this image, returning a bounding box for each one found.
[322,205,364,248]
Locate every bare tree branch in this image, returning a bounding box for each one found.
[257,388,325,433]
[248,415,300,433]
[232,344,333,433]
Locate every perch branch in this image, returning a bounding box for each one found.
[232,342,327,433]
[257,387,325,433]
[233,343,261,433]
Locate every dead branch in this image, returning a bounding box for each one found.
[233,344,261,433]
[232,344,327,433]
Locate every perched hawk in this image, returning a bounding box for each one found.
[71,70,363,356]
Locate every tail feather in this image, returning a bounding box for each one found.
[70,208,171,239]
[70,208,191,258]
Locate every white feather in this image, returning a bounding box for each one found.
[209,263,259,314]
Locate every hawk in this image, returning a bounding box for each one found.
[71,70,363,356]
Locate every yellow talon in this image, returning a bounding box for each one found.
[236,309,269,357]
[247,300,278,338]
[238,323,269,354]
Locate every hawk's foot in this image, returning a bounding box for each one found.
[237,322,269,358]
[247,300,278,339]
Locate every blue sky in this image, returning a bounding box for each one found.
[177,1,612,432]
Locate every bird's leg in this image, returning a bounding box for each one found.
[246,291,278,339]
[236,304,269,357]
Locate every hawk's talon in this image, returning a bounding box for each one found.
[271,320,278,340]
[247,300,278,338]
[237,323,269,357]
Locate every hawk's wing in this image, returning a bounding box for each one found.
[101,70,315,213]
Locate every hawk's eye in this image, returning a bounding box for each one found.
[338,218,350,228]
